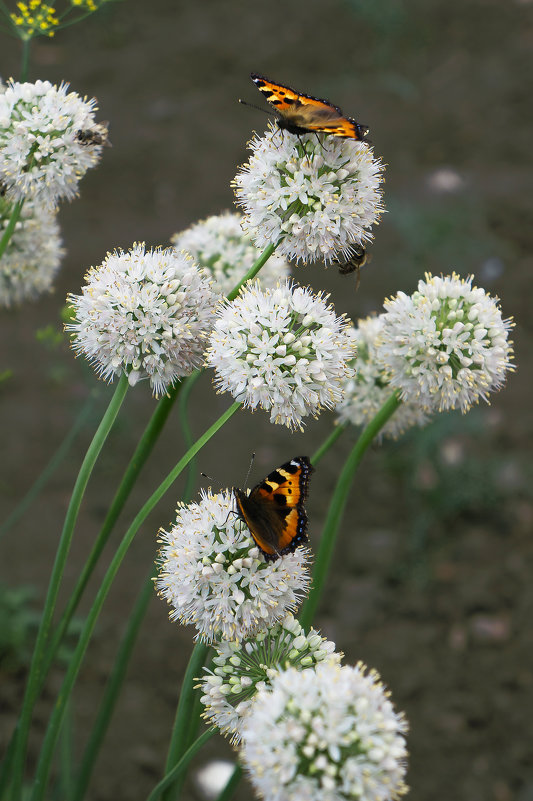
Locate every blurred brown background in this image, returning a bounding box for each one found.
[1,0,532,798]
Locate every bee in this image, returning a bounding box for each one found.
[334,246,369,290]
[75,122,110,147]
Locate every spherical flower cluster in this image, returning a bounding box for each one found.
[199,613,340,743]
[0,196,64,307]
[67,244,217,396]
[241,661,409,801]
[0,80,106,206]
[233,123,384,265]
[171,212,290,296]
[156,491,310,642]
[337,315,431,438]
[376,273,514,413]
[206,280,357,430]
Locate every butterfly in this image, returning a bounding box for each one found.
[234,456,314,561]
[250,72,369,141]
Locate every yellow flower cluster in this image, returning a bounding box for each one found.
[10,0,59,39]
[71,0,98,10]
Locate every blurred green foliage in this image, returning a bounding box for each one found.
[0,583,83,673]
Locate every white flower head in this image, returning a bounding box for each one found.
[156,490,310,643]
[241,661,409,801]
[171,211,290,295]
[67,244,217,396]
[337,315,432,438]
[0,195,64,307]
[376,273,514,413]
[206,280,357,430]
[198,613,341,744]
[0,80,107,206]
[233,123,384,265]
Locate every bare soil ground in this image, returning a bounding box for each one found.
[1,0,532,799]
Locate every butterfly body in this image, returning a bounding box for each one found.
[234,456,313,561]
[250,73,369,141]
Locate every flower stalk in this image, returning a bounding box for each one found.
[300,390,402,629]
[10,373,129,801]
[29,400,241,801]
[0,199,24,260]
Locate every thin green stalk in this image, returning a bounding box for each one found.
[0,392,97,539]
[0,199,24,260]
[146,729,215,801]
[30,401,241,801]
[299,391,401,630]
[215,765,243,801]
[10,374,129,801]
[177,370,202,503]
[71,373,202,801]
[226,242,278,301]
[311,422,347,466]
[57,700,73,800]
[1,379,188,800]
[72,569,155,801]
[20,38,30,81]
[162,641,210,801]
[44,378,187,674]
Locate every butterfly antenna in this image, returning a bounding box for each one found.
[201,471,225,492]
[238,98,274,117]
[243,452,256,489]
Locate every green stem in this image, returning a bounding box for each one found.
[162,641,210,801]
[71,373,202,801]
[58,701,73,800]
[44,378,187,675]
[0,200,24,260]
[311,422,347,466]
[215,765,243,801]
[177,370,202,502]
[30,401,241,801]
[72,569,156,801]
[226,242,278,301]
[0,392,97,539]
[146,729,216,801]
[20,38,30,81]
[300,392,402,630]
[10,374,129,801]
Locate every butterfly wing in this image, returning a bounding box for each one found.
[234,456,314,561]
[251,73,368,140]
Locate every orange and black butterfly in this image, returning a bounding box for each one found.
[250,73,369,141]
[234,456,314,562]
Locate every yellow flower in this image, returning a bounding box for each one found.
[10,0,59,39]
